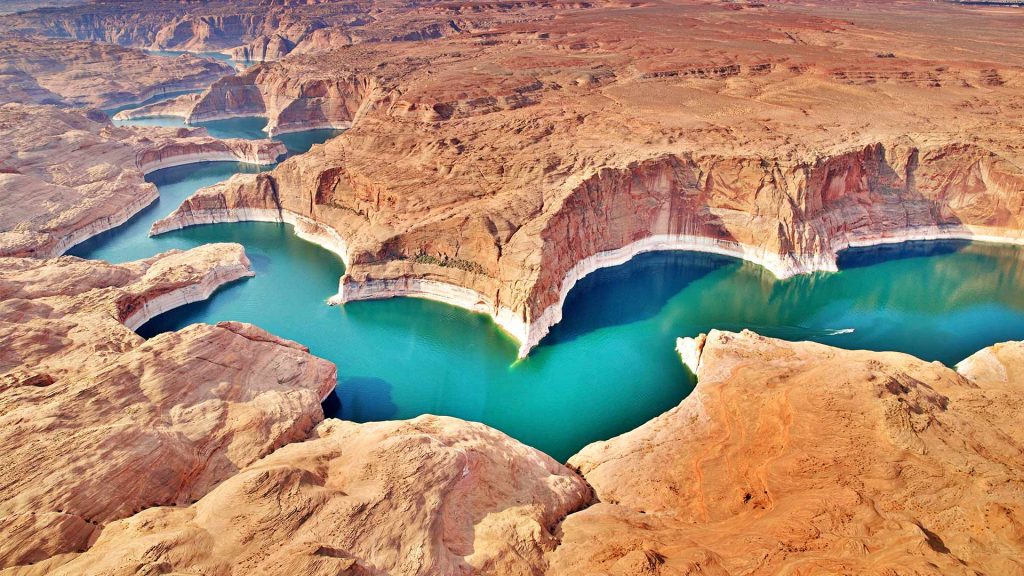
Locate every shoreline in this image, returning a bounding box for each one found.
[47,153,281,260]
[100,85,208,114]
[336,227,1024,359]
[136,147,283,173]
[121,258,255,330]
[143,199,1024,359]
[149,206,351,267]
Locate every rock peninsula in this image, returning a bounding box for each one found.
[0,103,285,259]
[147,0,1024,355]
[0,36,232,109]
[0,244,337,572]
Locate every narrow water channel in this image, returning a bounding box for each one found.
[70,116,1024,461]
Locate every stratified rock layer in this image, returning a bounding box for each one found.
[0,103,285,259]
[550,330,1024,575]
[0,244,337,573]
[0,36,232,108]
[0,0,588,61]
[147,0,1024,355]
[11,329,1024,574]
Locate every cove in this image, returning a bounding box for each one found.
[69,119,1024,462]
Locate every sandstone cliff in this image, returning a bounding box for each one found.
[547,330,1024,574]
[9,330,1024,574]
[0,0,589,62]
[150,0,1024,355]
[0,244,337,572]
[0,36,232,109]
[0,103,285,259]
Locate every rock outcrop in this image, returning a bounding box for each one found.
[43,416,591,576]
[0,103,285,259]
[0,36,232,109]
[111,91,201,121]
[547,330,1024,574]
[0,244,338,573]
[148,0,1024,355]
[184,61,367,134]
[0,0,588,61]
[9,328,1024,574]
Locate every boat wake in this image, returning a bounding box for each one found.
[711,324,855,338]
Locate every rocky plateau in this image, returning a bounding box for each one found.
[0,102,285,259]
[136,0,1024,355]
[2,0,1024,574]
[0,35,233,109]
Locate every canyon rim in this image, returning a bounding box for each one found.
[1,0,1024,575]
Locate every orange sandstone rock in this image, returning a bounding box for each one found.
[0,36,232,109]
[151,0,1024,355]
[0,103,285,259]
[549,330,1024,575]
[44,416,591,576]
[0,244,337,573]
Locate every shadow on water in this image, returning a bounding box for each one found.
[87,114,1024,461]
[136,279,252,339]
[331,377,399,421]
[541,251,731,347]
[837,239,969,270]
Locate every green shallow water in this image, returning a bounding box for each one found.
[67,119,1024,462]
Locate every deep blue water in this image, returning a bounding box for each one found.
[67,118,1024,461]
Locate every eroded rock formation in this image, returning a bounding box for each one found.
[44,416,591,576]
[0,36,232,108]
[9,329,1024,574]
[548,330,1024,574]
[0,103,285,259]
[0,244,338,572]
[0,0,583,61]
[148,0,1024,355]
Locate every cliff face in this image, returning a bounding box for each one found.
[0,0,571,61]
[0,103,284,259]
[12,330,1024,574]
[185,62,373,134]
[0,245,337,572]
[0,36,232,108]
[548,330,1024,574]
[150,0,1024,354]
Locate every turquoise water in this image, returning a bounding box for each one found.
[103,89,202,117]
[106,111,341,158]
[67,118,1024,461]
[146,49,236,63]
[110,114,341,156]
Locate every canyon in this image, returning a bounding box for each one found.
[140,0,1024,356]
[0,36,232,108]
[0,103,285,259]
[2,0,1024,573]
[4,326,1023,574]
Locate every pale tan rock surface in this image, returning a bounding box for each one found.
[0,244,337,573]
[0,103,285,259]
[9,329,1024,575]
[111,91,200,121]
[549,330,1024,575]
[0,36,232,108]
[38,416,591,576]
[0,0,587,61]
[145,0,1024,355]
